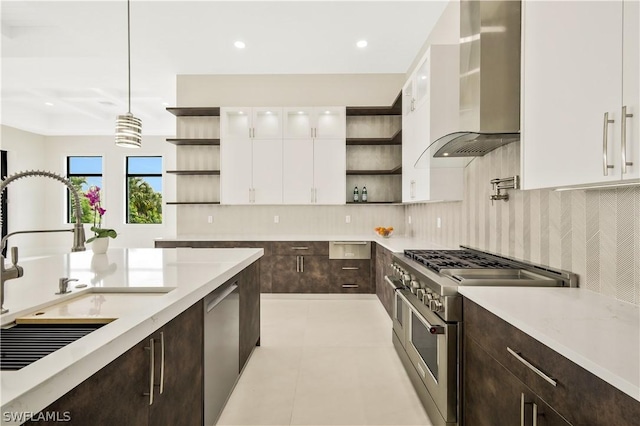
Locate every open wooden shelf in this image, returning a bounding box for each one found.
[165,201,221,205]
[346,130,402,146]
[166,170,220,176]
[166,107,220,117]
[166,139,220,146]
[346,165,402,176]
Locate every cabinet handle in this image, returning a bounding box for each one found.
[532,402,538,426]
[342,284,359,288]
[314,128,317,138]
[144,338,155,405]
[332,241,368,245]
[159,332,165,394]
[291,246,309,250]
[311,188,314,203]
[520,393,526,426]
[301,256,304,272]
[296,255,300,273]
[508,347,557,387]
[622,105,634,174]
[314,188,317,203]
[602,112,615,175]
[342,267,360,270]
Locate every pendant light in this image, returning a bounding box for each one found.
[115,0,142,148]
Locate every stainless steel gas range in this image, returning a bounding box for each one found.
[385,246,577,426]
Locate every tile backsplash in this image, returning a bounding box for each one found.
[406,143,640,305]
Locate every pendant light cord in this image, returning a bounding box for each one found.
[127,0,131,114]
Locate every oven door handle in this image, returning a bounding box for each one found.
[385,275,403,290]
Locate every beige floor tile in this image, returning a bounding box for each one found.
[217,296,435,426]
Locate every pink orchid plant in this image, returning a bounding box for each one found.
[85,186,117,243]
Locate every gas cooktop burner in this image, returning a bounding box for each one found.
[404,249,513,272]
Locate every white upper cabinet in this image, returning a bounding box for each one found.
[221,107,283,140]
[220,107,283,204]
[522,0,639,189]
[283,107,345,140]
[402,45,463,203]
[282,107,346,204]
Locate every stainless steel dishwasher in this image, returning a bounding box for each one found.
[204,279,239,426]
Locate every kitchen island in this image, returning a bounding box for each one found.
[0,247,262,425]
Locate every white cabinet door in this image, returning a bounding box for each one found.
[252,139,283,204]
[412,100,431,201]
[252,108,282,139]
[284,108,313,139]
[314,107,346,139]
[402,78,416,203]
[220,138,252,204]
[283,139,314,204]
[313,138,345,204]
[522,1,624,189]
[221,107,252,140]
[623,0,639,180]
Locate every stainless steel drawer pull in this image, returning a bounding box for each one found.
[532,402,538,426]
[341,267,360,270]
[332,241,368,245]
[291,246,309,250]
[296,255,300,273]
[622,105,634,174]
[520,393,526,426]
[144,338,155,405]
[603,112,615,175]
[508,347,557,387]
[342,284,359,288]
[159,332,165,394]
[301,256,304,272]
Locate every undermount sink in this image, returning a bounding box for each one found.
[440,268,561,287]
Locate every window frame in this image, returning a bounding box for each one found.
[66,156,103,224]
[125,156,163,224]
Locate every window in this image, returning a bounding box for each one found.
[67,156,103,223]
[126,156,162,224]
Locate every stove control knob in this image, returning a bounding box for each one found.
[425,292,434,301]
[409,279,420,289]
[402,273,411,284]
[416,288,426,301]
[429,299,444,312]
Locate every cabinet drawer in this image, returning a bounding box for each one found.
[271,241,329,256]
[464,299,640,426]
[330,260,372,293]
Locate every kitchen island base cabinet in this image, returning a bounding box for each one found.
[239,260,260,371]
[374,243,394,318]
[463,298,640,426]
[25,301,204,426]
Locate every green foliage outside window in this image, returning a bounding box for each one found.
[69,176,94,224]
[128,177,162,224]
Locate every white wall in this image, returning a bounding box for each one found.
[1,126,176,256]
[178,74,405,107]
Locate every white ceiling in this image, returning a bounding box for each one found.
[1,0,449,136]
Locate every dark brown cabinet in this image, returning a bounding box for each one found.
[463,298,640,426]
[374,243,395,318]
[239,260,260,370]
[271,254,331,293]
[27,301,204,426]
[329,259,372,293]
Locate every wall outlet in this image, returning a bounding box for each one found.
[408,215,412,225]
[274,215,279,224]
[345,215,351,224]
[207,215,213,224]
[437,217,442,228]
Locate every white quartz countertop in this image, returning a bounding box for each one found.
[459,287,640,402]
[0,247,263,422]
[155,234,453,253]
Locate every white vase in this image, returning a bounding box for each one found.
[91,237,109,254]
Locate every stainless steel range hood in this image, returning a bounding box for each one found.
[416,0,521,164]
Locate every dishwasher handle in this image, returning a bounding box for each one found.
[206,282,238,313]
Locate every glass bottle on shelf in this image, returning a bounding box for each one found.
[362,186,368,202]
[353,186,359,203]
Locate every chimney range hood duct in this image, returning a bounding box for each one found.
[416,0,521,165]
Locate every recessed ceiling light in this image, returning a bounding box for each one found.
[443,153,449,157]
[234,41,246,49]
[238,111,244,115]
[420,75,427,80]
[298,111,304,114]
[45,102,54,106]
[356,40,368,48]
[266,111,272,115]
[324,111,331,114]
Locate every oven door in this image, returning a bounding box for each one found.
[401,290,458,423]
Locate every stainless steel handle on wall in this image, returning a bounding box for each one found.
[341,267,359,270]
[508,347,557,387]
[622,106,634,174]
[144,338,155,405]
[342,284,359,288]
[603,112,615,175]
[159,332,165,394]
